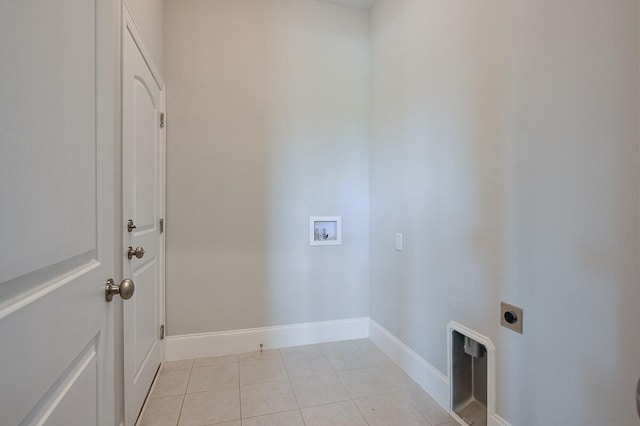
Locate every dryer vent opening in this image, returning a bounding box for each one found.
[451,330,487,426]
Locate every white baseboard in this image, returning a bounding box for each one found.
[164,317,369,361]
[368,318,450,409]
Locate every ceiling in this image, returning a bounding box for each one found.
[316,0,377,11]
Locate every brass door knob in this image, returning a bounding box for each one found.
[127,246,145,260]
[105,278,135,302]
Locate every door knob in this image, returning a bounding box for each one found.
[127,246,145,260]
[105,278,135,302]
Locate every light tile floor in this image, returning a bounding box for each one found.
[137,339,458,426]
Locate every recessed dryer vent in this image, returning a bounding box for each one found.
[448,323,496,426]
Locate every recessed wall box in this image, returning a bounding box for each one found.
[310,216,341,246]
[448,323,496,426]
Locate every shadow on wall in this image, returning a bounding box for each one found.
[370,0,640,425]
[370,0,509,378]
[164,0,370,337]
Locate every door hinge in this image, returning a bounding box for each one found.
[160,325,165,340]
[159,218,164,233]
[160,112,165,128]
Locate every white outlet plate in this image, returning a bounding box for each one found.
[395,233,403,251]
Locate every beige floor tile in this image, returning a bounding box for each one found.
[139,341,449,426]
[239,349,281,362]
[240,379,299,418]
[187,364,239,393]
[324,347,377,372]
[239,357,288,385]
[151,368,191,398]
[178,387,240,426]
[241,410,304,426]
[355,391,429,425]
[300,400,367,426]
[366,349,394,367]
[354,339,394,366]
[282,352,332,378]
[163,359,194,371]
[290,372,350,408]
[401,388,456,425]
[319,340,360,356]
[337,364,418,399]
[354,338,378,352]
[192,354,238,368]
[280,344,323,361]
[138,395,183,426]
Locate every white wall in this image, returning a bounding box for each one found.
[370,1,640,425]
[164,0,370,336]
[126,0,164,68]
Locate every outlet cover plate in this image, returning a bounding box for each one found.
[395,233,403,251]
[500,301,523,334]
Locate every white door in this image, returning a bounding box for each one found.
[0,0,118,425]
[122,10,165,425]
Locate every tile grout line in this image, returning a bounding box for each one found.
[175,393,186,426]
[239,356,291,389]
[237,356,242,424]
[240,408,306,423]
[176,364,194,425]
[182,384,242,396]
[146,341,453,426]
[331,361,371,425]
[278,348,307,426]
[318,343,370,425]
[352,396,372,426]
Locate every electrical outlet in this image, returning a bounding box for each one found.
[500,302,523,334]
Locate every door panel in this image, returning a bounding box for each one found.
[0,0,97,297]
[32,337,100,426]
[0,0,117,425]
[133,78,159,229]
[122,13,164,425]
[132,260,158,374]
[43,349,99,426]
